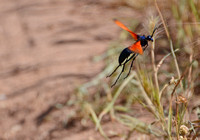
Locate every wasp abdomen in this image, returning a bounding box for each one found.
[118,48,132,65]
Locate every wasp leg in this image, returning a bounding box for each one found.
[124,54,138,79]
[106,65,121,78]
[111,55,135,87]
[111,63,126,88]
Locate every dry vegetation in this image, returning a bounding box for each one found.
[0,0,200,139]
[78,0,200,139]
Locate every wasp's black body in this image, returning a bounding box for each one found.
[118,48,132,64]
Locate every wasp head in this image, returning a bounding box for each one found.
[146,35,153,42]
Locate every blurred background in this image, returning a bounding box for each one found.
[0,0,200,139]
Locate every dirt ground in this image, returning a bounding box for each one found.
[0,0,143,139]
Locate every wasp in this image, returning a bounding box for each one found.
[107,19,157,87]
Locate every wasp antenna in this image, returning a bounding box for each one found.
[151,26,158,37]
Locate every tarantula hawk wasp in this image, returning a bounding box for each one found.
[107,19,157,87]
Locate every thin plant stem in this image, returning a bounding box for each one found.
[155,0,183,91]
[169,40,183,90]
[187,51,193,98]
[151,37,159,93]
[175,94,179,140]
[168,61,193,139]
[135,72,157,116]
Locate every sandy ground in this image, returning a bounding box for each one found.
[0,0,140,139]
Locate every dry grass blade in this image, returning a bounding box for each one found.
[78,64,114,94]
[84,103,110,140]
[135,72,157,116]
[96,72,136,130]
[159,77,177,100]
[156,49,179,71]
[158,49,179,99]
[116,114,165,137]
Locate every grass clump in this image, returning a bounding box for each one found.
[76,0,200,139]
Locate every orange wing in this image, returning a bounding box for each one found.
[114,19,138,40]
[128,41,143,55]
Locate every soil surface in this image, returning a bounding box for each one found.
[0,0,140,139]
